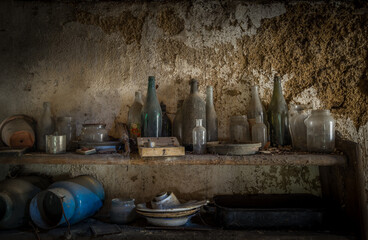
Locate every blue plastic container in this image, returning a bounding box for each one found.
[30,175,104,229]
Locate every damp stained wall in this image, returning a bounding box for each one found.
[0,0,367,209]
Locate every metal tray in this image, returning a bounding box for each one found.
[214,194,326,229]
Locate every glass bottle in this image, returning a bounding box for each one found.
[267,76,290,146]
[192,119,206,154]
[56,117,76,151]
[141,76,162,137]
[128,91,143,139]
[251,116,267,148]
[173,100,184,144]
[230,115,251,143]
[206,86,218,142]
[37,102,55,151]
[247,85,268,136]
[289,105,308,151]
[182,79,206,150]
[305,110,335,152]
[161,102,172,137]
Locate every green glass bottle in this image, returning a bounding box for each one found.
[267,76,290,146]
[141,76,162,137]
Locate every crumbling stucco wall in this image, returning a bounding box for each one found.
[0,0,367,206]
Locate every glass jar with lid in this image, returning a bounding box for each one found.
[230,115,251,143]
[304,110,335,152]
[80,124,109,142]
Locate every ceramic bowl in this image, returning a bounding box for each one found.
[144,214,196,227]
[151,192,180,209]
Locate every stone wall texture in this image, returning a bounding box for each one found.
[0,0,367,211]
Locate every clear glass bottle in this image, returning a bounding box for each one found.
[37,102,55,151]
[128,91,143,139]
[192,119,206,154]
[206,86,218,142]
[305,110,335,152]
[247,85,268,136]
[230,115,251,143]
[161,102,172,137]
[267,76,290,146]
[252,116,267,148]
[182,79,206,150]
[289,105,308,151]
[173,100,184,144]
[141,76,162,137]
[56,117,76,151]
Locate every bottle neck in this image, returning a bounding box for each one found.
[195,119,203,127]
[134,91,142,103]
[190,80,198,94]
[206,86,214,104]
[148,76,156,89]
[147,77,157,99]
[272,77,283,97]
[251,86,262,104]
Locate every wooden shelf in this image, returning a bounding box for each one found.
[0,152,346,166]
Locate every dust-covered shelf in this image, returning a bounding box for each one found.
[0,152,346,166]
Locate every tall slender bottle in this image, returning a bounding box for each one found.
[267,76,290,146]
[128,91,143,139]
[141,76,162,137]
[247,85,268,136]
[206,86,218,142]
[37,102,54,151]
[182,79,206,150]
[173,100,184,144]
[161,102,172,137]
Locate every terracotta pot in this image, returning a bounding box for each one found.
[0,115,36,148]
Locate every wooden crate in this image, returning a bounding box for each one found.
[137,137,185,157]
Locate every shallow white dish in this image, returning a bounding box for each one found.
[145,214,196,227]
[136,200,208,213]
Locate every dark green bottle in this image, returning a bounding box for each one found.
[160,102,172,137]
[141,76,162,137]
[267,76,290,146]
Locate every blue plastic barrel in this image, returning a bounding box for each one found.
[30,175,104,229]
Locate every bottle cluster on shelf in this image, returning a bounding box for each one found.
[129,75,336,154]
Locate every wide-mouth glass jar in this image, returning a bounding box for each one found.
[80,124,108,142]
[304,110,335,153]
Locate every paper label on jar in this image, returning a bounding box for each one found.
[130,123,141,138]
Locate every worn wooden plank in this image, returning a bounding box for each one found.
[0,152,346,166]
[321,134,368,239]
[334,136,368,240]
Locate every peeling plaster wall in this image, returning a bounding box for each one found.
[0,0,367,209]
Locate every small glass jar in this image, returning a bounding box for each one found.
[305,110,335,153]
[56,117,76,151]
[80,124,108,142]
[192,119,206,154]
[230,115,250,143]
[110,198,136,224]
